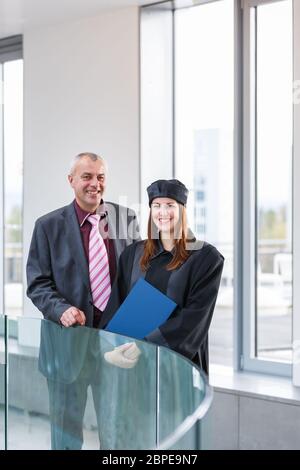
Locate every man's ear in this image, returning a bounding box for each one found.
[68,174,73,187]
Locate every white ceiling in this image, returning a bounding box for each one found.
[0,0,156,38]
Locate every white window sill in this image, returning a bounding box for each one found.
[210,364,300,405]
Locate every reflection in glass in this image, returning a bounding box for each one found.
[175,0,234,366]
[7,318,157,450]
[256,0,293,362]
[3,60,23,316]
[5,316,212,449]
[0,315,5,450]
[158,347,207,450]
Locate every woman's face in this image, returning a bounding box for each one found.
[151,197,180,236]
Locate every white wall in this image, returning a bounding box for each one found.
[140,7,173,234]
[23,7,140,315]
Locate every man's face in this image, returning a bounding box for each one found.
[68,156,106,212]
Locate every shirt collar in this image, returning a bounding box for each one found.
[150,239,174,260]
[96,200,108,221]
[73,199,108,228]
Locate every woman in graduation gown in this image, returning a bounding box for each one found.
[100,179,224,376]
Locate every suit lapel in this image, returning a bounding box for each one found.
[106,202,123,265]
[64,203,91,293]
[106,202,117,240]
[130,242,145,288]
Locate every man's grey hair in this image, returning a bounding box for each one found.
[69,152,107,175]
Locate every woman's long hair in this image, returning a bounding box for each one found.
[140,205,190,271]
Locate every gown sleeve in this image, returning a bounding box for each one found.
[145,246,224,362]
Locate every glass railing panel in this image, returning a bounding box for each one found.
[97,330,157,450]
[5,315,212,450]
[158,346,211,450]
[7,316,51,449]
[6,317,157,450]
[0,315,6,450]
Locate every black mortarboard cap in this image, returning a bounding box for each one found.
[147,179,189,206]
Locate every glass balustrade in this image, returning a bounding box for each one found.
[3,315,212,450]
[158,347,211,450]
[0,315,6,450]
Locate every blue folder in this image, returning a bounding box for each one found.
[105,278,177,339]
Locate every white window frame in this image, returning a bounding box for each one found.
[242,0,293,376]
[0,36,23,317]
[293,0,300,385]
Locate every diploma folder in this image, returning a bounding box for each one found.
[105,278,177,339]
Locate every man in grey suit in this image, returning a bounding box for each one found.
[26,152,140,449]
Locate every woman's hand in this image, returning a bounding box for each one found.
[104,342,141,369]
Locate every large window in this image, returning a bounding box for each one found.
[244,0,293,374]
[141,0,294,377]
[174,0,234,367]
[0,36,23,316]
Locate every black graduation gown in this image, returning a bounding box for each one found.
[100,239,224,375]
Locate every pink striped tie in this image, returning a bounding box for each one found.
[88,214,111,311]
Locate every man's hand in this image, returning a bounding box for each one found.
[60,307,86,327]
[104,342,141,369]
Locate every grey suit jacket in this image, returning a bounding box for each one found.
[26,201,140,327]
